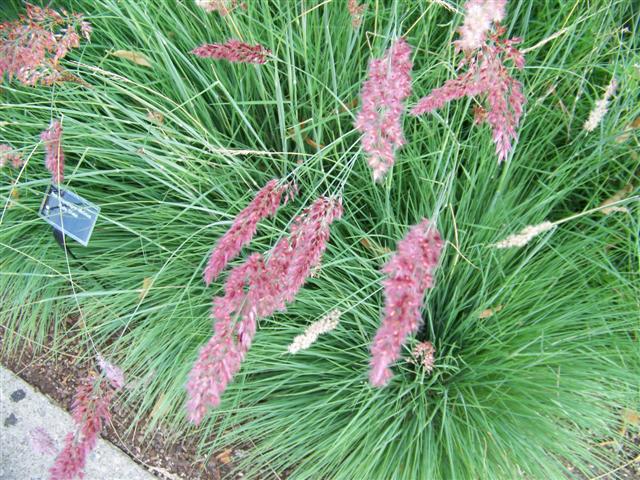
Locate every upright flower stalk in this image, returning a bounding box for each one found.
[355,38,413,182]
[369,220,443,387]
[203,179,295,285]
[411,1,525,162]
[41,120,65,184]
[188,195,342,424]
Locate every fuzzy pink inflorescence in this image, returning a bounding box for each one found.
[40,120,65,183]
[0,144,23,169]
[96,355,126,390]
[412,22,525,162]
[192,40,271,64]
[347,0,367,27]
[355,38,413,182]
[49,374,120,480]
[187,196,342,424]
[203,179,295,286]
[195,0,243,15]
[455,0,507,51]
[0,4,90,86]
[369,219,443,387]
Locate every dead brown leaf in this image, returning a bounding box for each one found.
[216,449,233,465]
[479,305,504,319]
[146,110,164,125]
[111,50,152,67]
[139,277,152,301]
[599,184,633,215]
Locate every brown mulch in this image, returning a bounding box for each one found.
[0,325,246,480]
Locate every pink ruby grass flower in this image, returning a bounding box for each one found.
[41,120,65,184]
[0,4,91,86]
[355,38,413,182]
[49,371,122,480]
[0,144,23,169]
[203,179,295,286]
[187,196,342,424]
[192,39,271,64]
[412,12,525,162]
[369,219,443,387]
[455,0,507,52]
[195,0,244,15]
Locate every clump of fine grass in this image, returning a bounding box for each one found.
[1,0,639,479]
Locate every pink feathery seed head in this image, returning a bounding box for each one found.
[96,355,125,390]
[369,219,443,387]
[2,147,24,169]
[49,375,115,480]
[1,6,90,86]
[192,40,271,64]
[189,254,270,424]
[40,120,64,184]
[355,38,413,182]
[195,0,244,15]
[455,0,507,52]
[188,197,343,424]
[203,179,294,286]
[412,29,525,161]
[276,196,343,304]
[348,0,367,27]
[186,324,243,424]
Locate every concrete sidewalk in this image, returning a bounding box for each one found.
[0,366,155,480]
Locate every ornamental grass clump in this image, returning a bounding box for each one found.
[411,0,525,162]
[1,0,638,479]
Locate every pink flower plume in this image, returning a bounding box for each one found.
[49,376,115,480]
[187,196,342,424]
[203,179,294,286]
[369,219,443,387]
[96,355,126,390]
[192,40,271,64]
[40,120,64,183]
[455,0,507,51]
[355,38,413,181]
[0,5,90,86]
[412,25,525,162]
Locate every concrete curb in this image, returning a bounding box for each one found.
[0,366,155,480]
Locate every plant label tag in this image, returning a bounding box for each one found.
[38,185,100,247]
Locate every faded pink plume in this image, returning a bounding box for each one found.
[41,120,64,183]
[96,355,126,390]
[455,0,507,51]
[369,219,443,387]
[412,25,525,162]
[49,376,116,480]
[187,196,342,424]
[203,179,294,286]
[192,40,271,64]
[355,38,413,181]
